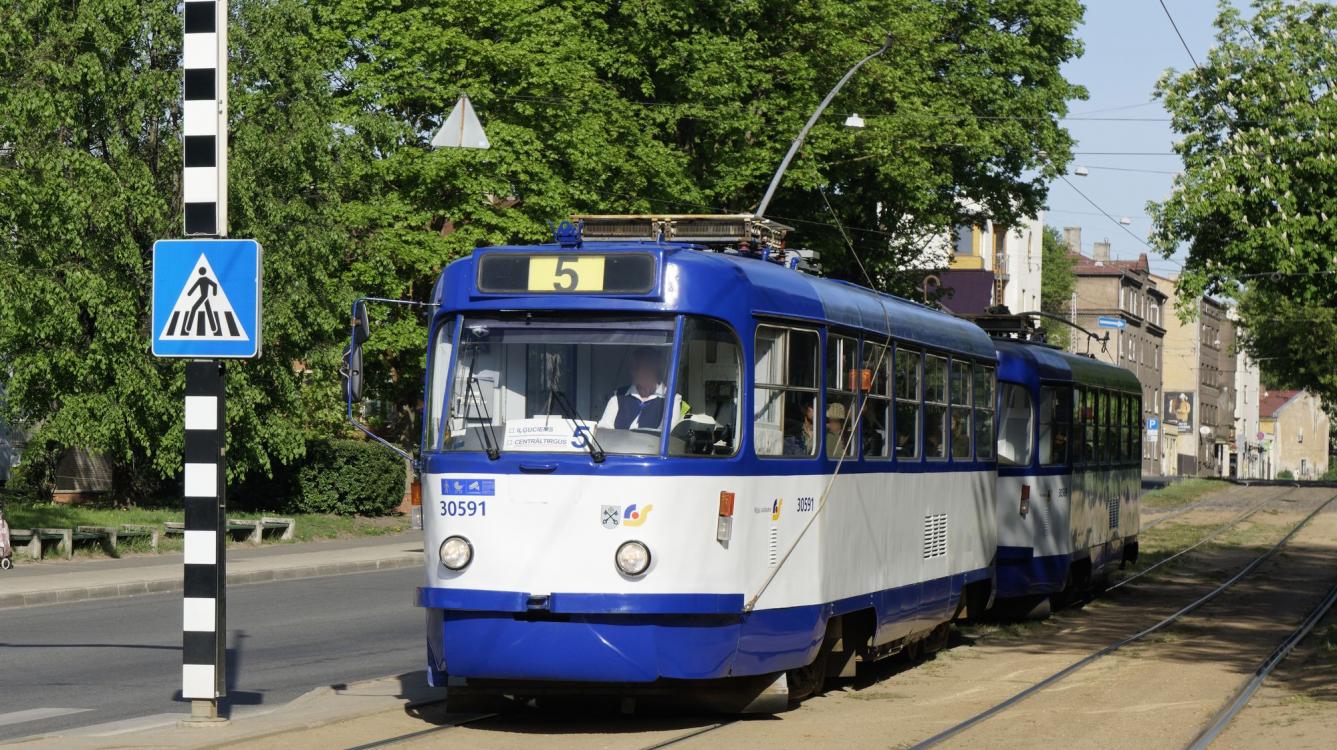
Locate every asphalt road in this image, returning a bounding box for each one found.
[0,566,423,742]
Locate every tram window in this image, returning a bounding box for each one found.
[1132,395,1143,463]
[861,341,892,459]
[996,383,1033,466]
[1084,389,1098,465]
[1038,386,1071,466]
[1118,394,1130,463]
[974,365,996,460]
[670,317,742,457]
[426,318,456,450]
[755,325,820,457]
[894,345,921,459]
[1107,393,1117,462]
[825,334,858,459]
[924,355,948,459]
[950,360,972,460]
[439,315,675,455]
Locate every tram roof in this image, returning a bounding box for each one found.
[993,338,1141,392]
[434,241,997,359]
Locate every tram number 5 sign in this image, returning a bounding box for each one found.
[527,255,606,292]
[152,239,263,359]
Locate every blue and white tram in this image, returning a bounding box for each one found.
[412,225,998,708]
[992,339,1141,605]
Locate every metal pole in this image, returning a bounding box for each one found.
[753,35,893,220]
[181,0,229,721]
[183,361,227,720]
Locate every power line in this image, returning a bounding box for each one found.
[1058,173,1159,255]
[1076,164,1180,176]
[1158,0,1203,69]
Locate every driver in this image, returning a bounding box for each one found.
[598,347,671,430]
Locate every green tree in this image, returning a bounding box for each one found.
[1,0,1088,494]
[1148,0,1337,404]
[320,0,1086,295]
[0,0,356,494]
[1039,225,1075,349]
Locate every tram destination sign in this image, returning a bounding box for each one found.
[477,252,657,294]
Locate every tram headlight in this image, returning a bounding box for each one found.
[615,540,651,577]
[439,535,473,571]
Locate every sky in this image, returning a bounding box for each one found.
[1047,0,1251,275]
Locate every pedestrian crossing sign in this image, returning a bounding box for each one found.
[152,239,262,358]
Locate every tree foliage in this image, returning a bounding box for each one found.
[0,0,1087,495]
[1039,225,1075,349]
[1148,0,1337,404]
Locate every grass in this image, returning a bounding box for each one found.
[1,500,410,559]
[1140,478,1226,512]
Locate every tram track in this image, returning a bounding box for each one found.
[339,707,735,750]
[906,492,1337,750]
[635,719,736,749]
[341,710,498,750]
[1108,486,1293,593]
[1185,581,1337,749]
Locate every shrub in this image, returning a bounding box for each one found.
[289,439,406,516]
[1277,469,1295,480]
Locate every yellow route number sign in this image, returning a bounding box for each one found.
[526,255,606,292]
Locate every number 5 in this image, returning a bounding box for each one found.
[554,256,579,290]
[571,424,591,448]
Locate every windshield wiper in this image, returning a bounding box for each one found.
[462,351,500,460]
[546,387,605,463]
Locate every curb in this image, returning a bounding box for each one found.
[0,554,422,610]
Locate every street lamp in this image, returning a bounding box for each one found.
[1073,165,1089,176]
[754,34,894,220]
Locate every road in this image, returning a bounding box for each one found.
[0,566,423,743]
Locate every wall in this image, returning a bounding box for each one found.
[1233,347,1262,478]
[1271,392,1330,480]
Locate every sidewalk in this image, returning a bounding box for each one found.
[0,531,425,609]
[8,672,455,750]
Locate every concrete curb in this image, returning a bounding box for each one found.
[0,554,422,610]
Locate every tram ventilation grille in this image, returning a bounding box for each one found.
[923,513,948,559]
[1109,496,1120,530]
[768,526,779,567]
[1038,500,1050,535]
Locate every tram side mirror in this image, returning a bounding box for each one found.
[344,301,371,404]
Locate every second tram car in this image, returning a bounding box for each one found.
[992,338,1141,606]
[408,217,998,708]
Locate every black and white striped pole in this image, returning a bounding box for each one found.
[182,362,227,719]
[181,0,228,722]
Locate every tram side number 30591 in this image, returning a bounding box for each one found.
[441,500,487,517]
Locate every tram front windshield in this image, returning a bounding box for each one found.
[432,316,678,456]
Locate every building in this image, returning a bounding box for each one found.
[1231,313,1263,478]
[936,213,1044,316]
[1152,273,1237,476]
[1258,390,1330,480]
[1065,229,1167,475]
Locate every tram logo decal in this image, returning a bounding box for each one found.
[442,478,495,496]
[623,504,653,527]
[771,498,782,521]
[601,505,620,529]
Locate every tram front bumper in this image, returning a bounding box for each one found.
[418,587,823,683]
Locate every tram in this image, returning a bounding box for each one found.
[386,215,999,709]
[992,338,1142,608]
